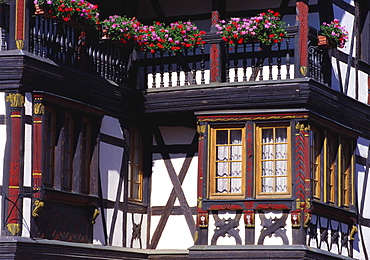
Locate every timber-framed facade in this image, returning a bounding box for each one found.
[0,0,370,259]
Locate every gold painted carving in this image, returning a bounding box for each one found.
[197,124,206,134]
[15,40,24,50]
[349,225,358,240]
[34,103,45,115]
[193,230,199,242]
[305,198,311,209]
[300,66,308,76]
[91,208,100,224]
[6,223,20,235]
[32,200,44,217]
[303,213,311,228]
[295,122,310,132]
[296,199,301,210]
[6,93,25,108]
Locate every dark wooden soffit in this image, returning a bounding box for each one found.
[0,50,143,118]
[143,78,370,139]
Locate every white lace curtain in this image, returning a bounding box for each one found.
[261,127,288,193]
[215,129,242,194]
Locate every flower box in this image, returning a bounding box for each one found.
[34,4,53,19]
[318,35,332,49]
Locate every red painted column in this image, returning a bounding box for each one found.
[5,93,24,236]
[296,0,309,76]
[210,2,221,83]
[15,0,26,49]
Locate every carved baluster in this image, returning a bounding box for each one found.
[277,42,282,80]
[152,52,157,88]
[160,51,164,87]
[234,44,239,82]
[268,48,273,80]
[259,43,264,81]
[60,24,67,63]
[286,38,291,79]
[243,43,247,82]
[184,49,189,86]
[200,44,205,84]
[251,43,256,81]
[143,52,148,88]
[104,45,109,80]
[168,51,172,87]
[36,17,42,56]
[29,17,37,54]
[225,44,230,82]
[319,50,324,83]
[176,61,181,86]
[192,47,197,85]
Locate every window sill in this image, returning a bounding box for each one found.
[42,187,99,207]
[311,201,356,224]
[202,198,294,211]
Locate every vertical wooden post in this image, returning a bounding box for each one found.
[210,0,223,83]
[196,122,208,245]
[32,95,44,201]
[4,93,24,236]
[15,0,26,49]
[296,0,309,77]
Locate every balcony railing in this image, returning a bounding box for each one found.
[28,15,329,90]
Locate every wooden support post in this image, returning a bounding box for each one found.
[296,0,309,78]
[4,93,24,236]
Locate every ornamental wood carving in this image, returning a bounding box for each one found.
[211,212,242,245]
[258,212,288,245]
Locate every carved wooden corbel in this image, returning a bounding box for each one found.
[6,93,25,108]
[32,200,44,217]
[303,212,311,228]
[91,208,100,224]
[349,225,358,240]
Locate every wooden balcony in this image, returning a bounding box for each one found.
[27,16,329,92]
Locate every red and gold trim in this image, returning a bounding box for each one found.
[5,93,24,235]
[33,95,44,199]
[296,0,309,75]
[15,0,26,49]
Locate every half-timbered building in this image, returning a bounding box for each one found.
[0,0,370,259]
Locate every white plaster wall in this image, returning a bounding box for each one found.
[24,93,32,116]
[126,212,147,249]
[181,155,198,208]
[333,4,355,57]
[151,153,173,206]
[0,92,5,114]
[353,226,370,260]
[331,59,357,96]
[0,92,6,186]
[254,211,292,245]
[99,142,124,202]
[150,126,198,249]
[357,137,370,158]
[208,211,246,245]
[151,214,195,249]
[358,71,369,104]
[106,208,123,247]
[21,197,31,237]
[23,124,32,187]
[152,154,198,208]
[0,124,5,186]
[93,208,105,245]
[100,116,124,139]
